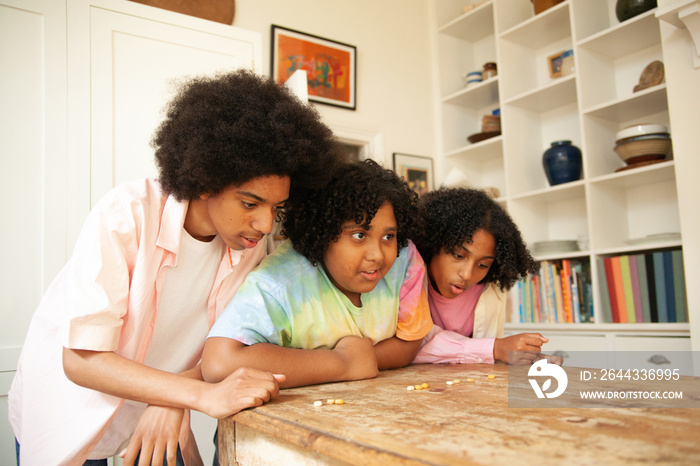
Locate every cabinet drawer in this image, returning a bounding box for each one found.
[612,336,693,375]
[541,334,610,369]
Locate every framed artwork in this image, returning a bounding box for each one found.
[547,50,565,78]
[271,25,356,110]
[393,153,434,196]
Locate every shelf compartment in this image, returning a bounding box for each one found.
[443,143,506,197]
[576,9,661,59]
[581,107,671,179]
[437,1,495,42]
[588,162,680,251]
[507,184,588,251]
[442,77,499,109]
[435,1,498,99]
[503,74,577,112]
[498,1,570,47]
[502,101,581,195]
[576,13,663,111]
[582,84,668,121]
[498,2,573,100]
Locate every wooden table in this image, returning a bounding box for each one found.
[218,363,700,465]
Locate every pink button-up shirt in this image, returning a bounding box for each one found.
[8,178,266,465]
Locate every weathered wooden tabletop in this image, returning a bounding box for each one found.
[218,363,700,465]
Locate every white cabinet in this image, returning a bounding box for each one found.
[430,0,693,355]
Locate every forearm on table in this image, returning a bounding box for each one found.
[62,348,207,412]
[412,329,495,364]
[374,337,422,370]
[201,338,347,388]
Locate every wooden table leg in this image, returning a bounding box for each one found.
[217,417,236,465]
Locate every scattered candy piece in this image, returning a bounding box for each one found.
[446,381,454,386]
[488,374,496,379]
[453,379,461,384]
[313,400,323,407]
[421,383,429,389]
[335,399,344,405]
[327,399,335,405]
[466,378,474,382]
[414,384,423,390]
[407,385,415,391]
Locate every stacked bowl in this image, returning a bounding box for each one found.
[613,124,672,171]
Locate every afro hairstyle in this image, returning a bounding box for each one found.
[152,69,343,203]
[281,159,420,266]
[414,187,538,291]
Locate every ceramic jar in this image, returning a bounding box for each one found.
[542,140,582,186]
[615,0,657,22]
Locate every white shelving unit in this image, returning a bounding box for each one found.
[430,0,691,364]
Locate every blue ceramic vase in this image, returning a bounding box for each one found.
[542,140,582,186]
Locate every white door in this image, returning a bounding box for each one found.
[0,0,67,462]
[66,0,261,247]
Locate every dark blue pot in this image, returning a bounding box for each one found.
[542,140,582,186]
[615,0,657,22]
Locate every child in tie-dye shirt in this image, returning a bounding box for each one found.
[202,159,433,388]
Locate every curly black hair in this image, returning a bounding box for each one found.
[414,187,538,291]
[281,159,420,266]
[152,69,343,203]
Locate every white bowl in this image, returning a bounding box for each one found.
[616,124,668,141]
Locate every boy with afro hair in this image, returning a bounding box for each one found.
[9,69,344,465]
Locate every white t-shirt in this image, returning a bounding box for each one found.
[91,230,223,458]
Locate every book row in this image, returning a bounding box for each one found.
[598,249,687,324]
[509,259,594,324]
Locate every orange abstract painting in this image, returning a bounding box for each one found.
[272,25,356,109]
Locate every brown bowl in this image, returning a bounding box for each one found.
[467,131,501,144]
[614,137,672,164]
[531,0,565,14]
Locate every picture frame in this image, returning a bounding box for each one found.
[547,50,565,78]
[271,25,357,110]
[392,153,434,196]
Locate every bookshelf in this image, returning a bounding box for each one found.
[429,0,691,364]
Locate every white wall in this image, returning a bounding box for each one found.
[233,0,438,167]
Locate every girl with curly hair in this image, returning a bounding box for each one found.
[202,159,433,388]
[411,188,561,366]
[10,69,344,465]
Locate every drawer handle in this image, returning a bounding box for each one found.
[648,355,671,365]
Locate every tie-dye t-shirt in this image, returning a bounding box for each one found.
[208,240,433,349]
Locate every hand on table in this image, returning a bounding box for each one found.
[494,333,548,365]
[199,367,285,420]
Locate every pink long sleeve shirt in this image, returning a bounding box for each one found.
[413,281,506,365]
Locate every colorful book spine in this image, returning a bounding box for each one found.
[645,253,659,322]
[570,264,581,323]
[561,259,573,323]
[610,256,628,323]
[663,251,676,322]
[619,255,636,323]
[603,257,620,323]
[653,252,668,322]
[628,255,644,323]
[671,249,687,323]
[635,253,652,323]
[597,257,613,324]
